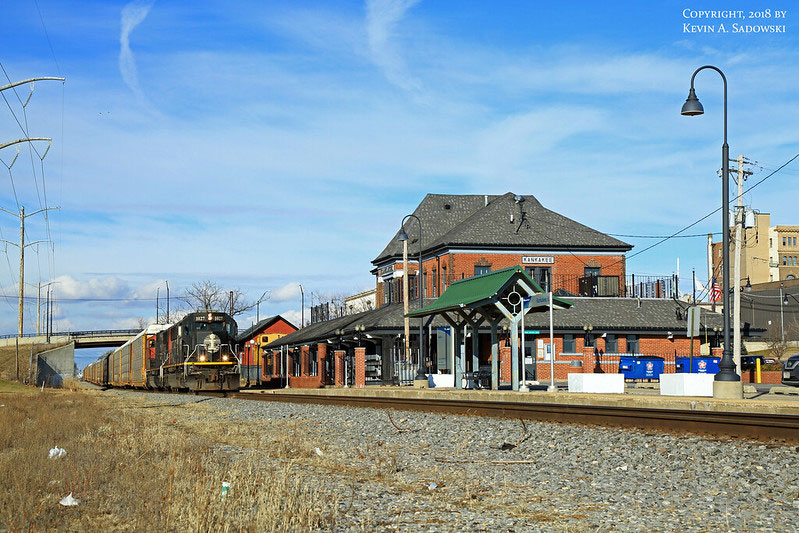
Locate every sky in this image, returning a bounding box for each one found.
[1,1,798,368]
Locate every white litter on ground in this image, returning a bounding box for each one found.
[59,493,79,506]
[48,446,66,459]
[221,481,232,499]
[314,447,324,456]
[428,482,438,490]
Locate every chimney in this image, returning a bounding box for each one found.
[484,195,488,206]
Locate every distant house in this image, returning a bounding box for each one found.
[344,289,376,315]
[236,315,297,385]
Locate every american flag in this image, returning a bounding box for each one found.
[710,278,722,303]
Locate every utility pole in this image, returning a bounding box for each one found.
[731,154,752,373]
[166,281,170,322]
[0,76,63,337]
[36,281,59,335]
[0,204,57,337]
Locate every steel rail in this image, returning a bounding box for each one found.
[222,392,799,442]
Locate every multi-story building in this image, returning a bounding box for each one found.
[371,193,632,306]
[712,212,799,286]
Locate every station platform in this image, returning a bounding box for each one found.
[239,383,799,416]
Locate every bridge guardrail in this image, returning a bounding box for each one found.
[0,329,140,340]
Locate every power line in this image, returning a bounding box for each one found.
[609,232,721,239]
[33,0,62,76]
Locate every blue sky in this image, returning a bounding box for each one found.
[2,1,798,367]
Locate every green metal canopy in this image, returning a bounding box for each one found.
[404,266,572,391]
[406,266,572,318]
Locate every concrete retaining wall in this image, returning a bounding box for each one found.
[37,342,75,387]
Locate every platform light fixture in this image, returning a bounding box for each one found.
[681,65,741,392]
[398,214,427,382]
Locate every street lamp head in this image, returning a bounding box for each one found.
[681,87,704,116]
[784,296,789,305]
[397,228,409,242]
[745,277,752,292]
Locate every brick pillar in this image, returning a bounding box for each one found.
[500,346,511,383]
[301,345,310,377]
[272,350,279,377]
[334,350,345,386]
[583,345,595,373]
[355,347,366,388]
[317,343,328,385]
[287,349,295,377]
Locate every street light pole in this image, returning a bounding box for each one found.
[299,284,304,328]
[681,65,741,397]
[398,214,427,383]
[780,283,785,343]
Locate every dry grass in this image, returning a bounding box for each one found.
[0,390,339,532]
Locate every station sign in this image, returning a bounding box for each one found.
[522,256,554,264]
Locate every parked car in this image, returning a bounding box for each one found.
[782,355,799,386]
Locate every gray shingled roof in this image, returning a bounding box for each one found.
[263,297,750,350]
[373,193,631,266]
[522,298,724,332]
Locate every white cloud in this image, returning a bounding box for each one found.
[52,275,131,300]
[280,309,302,327]
[271,282,302,302]
[119,1,154,108]
[365,0,421,91]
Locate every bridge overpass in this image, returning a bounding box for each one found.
[0,329,139,349]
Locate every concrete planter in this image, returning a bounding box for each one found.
[428,373,454,388]
[567,373,624,394]
[660,373,714,397]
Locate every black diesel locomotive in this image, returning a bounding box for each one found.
[83,311,241,392]
[151,311,241,391]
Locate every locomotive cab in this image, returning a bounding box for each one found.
[153,311,240,391]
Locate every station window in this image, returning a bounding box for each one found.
[784,256,788,266]
[475,265,491,276]
[626,334,640,354]
[584,267,601,278]
[432,268,437,298]
[442,266,447,291]
[563,334,576,353]
[605,334,618,353]
[794,237,797,246]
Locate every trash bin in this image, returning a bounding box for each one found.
[619,356,636,380]
[636,356,664,380]
[675,356,720,374]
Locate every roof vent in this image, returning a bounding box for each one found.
[444,203,451,210]
[514,194,525,203]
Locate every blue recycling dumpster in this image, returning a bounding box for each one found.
[619,356,636,379]
[675,356,720,374]
[620,356,664,380]
[635,356,664,380]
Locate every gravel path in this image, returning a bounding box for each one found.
[110,390,799,532]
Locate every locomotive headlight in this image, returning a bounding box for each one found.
[199,355,206,362]
[222,355,229,361]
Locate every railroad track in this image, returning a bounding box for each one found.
[195,390,799,443]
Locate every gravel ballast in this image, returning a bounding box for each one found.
[111,390,799,531]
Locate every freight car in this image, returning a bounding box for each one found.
[82,312,241,392]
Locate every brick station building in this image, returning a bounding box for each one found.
[262,192,761,388]
[372,192,633,304]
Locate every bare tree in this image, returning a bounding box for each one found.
[135,317,148,330]
[181,280,267,317]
